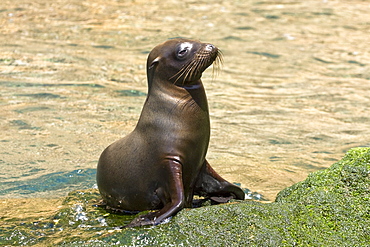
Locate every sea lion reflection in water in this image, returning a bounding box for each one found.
[97,38,245,227]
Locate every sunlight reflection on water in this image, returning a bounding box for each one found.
[0,0,369,200]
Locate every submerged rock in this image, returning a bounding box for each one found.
[1,147,369,246]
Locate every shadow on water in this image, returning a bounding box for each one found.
[0,169,97,197]
[0,81,105,88]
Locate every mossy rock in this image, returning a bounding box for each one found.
[276,147,370,202]
[1,148,369,246]
[275,147,370,245]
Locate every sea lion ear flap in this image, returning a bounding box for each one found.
[149,57,160,70]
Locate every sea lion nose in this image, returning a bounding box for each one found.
[205,44,215,51]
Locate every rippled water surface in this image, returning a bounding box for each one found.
[1,0,369,201]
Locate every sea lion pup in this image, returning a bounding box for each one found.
[97,38,245,227]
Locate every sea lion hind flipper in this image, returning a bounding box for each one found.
[124,159,185,227]
[194,160,245,201]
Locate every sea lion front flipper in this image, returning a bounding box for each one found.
[194,160,245,201]
[124,159,185,228]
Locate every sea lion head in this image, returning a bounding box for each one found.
[146,38,222,87]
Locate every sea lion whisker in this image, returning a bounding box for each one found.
[171,60,196,84]
[208,50,221,79]
[181,60,196,78]
[186,60,198,81]
[179,60,198,84]
[171,64,191,84]
[189,55,205,81]
[191,53,206,75]
[191,60,203,81]
[173,64,190,84]
[197,54,208,75]
[169,63,188,82]
[212,52,223,80]
[170,60,193,80]
[182,59,199,84]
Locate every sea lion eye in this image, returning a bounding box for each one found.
[177,42,193,59]
[178,49,188,56]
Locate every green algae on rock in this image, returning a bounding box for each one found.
[1,147,369,246]
[275,147,370,245]
[276,147,370,203]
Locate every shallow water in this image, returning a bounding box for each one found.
[1,0,369,201]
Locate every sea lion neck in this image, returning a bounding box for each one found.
[180,83,202,90]
[147,77,209,113]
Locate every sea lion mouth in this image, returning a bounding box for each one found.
[170,45,223,85]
